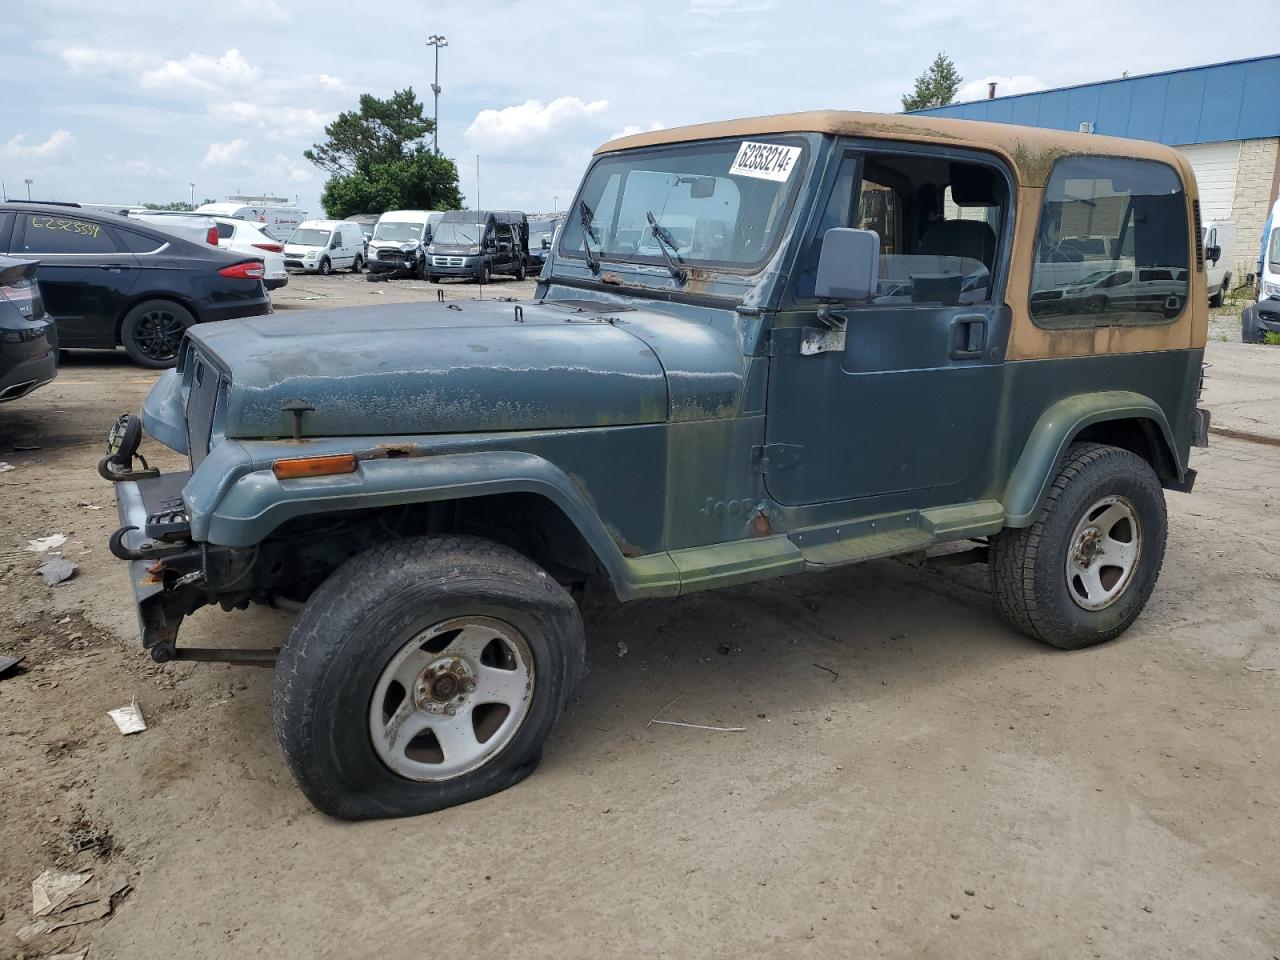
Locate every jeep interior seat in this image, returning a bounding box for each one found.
[918,219,998,270]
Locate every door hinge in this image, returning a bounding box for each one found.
[751,443,803,473]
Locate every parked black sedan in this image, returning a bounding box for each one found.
[0,203,271,368]
[0,253,57,402]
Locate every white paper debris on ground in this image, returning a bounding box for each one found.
[36,557,78,586]
[32,868,92,917]
[16,918,52,942]
[49,896,112,930]
[48,950,90,960]
[26,534,68,552]
[108,701,146,735]
[0,461,14,473]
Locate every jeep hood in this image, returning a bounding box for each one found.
[186,300,669,438]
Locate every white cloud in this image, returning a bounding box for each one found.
[465,97,609,153]
[956,74,1049,103]
[273,153,313,183]
[141,48,259,93]
[1,129,75,161]
[607,121,666,142]
[203,137,250,167]
[58,45,148,73]
[316,74,348,92]
[686,0,778,15]
[209,101,333,139]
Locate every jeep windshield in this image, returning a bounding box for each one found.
[373,221,423,242]
[433,222,484,246]
[559,138,807,272]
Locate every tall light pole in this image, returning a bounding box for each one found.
[24,178,33,201]
[426,34,448,154]
[189,182,196,207]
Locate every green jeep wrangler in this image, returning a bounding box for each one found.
[105,112,1210,819]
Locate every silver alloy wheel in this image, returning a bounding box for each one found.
[369,616,534,781]
[1065,495,1142,611]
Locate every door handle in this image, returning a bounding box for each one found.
[99,266,127,273]
[949,315,987,360]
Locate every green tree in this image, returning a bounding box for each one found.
[142,200,198,211]
[305,88,463,218]
[901,52,963,111]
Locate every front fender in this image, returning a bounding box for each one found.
[203,448,636,596]
[140,368,188,454]
[1002,391,1180,527]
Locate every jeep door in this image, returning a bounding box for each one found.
[9,212,141,347]
[763,145,1014,512]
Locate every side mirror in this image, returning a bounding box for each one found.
[814,228,880,301]
[1205,244,1221,265]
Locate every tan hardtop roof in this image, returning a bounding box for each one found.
[595,111,1191,188]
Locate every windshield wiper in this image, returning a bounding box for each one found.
[646,211,687,284]
[578,200,601,274]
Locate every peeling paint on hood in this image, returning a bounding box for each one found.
[187,300,671,439]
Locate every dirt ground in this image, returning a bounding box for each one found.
[1,277,1277,959]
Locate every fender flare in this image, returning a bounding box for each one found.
[1002,391,1180,527]
[204,449,638,594]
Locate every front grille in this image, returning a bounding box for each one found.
[185,348,226,469]
[433,256,466,267]
[284,258,305,268]
[377,249,405,262]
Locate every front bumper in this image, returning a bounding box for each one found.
[1242,303,1280,342]
[113,476,180,649]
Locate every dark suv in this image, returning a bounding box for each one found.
[1,204,271,368]
[0,254,56,402]
[427,210,529,283]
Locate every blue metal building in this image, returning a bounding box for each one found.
[914,55,1280,278]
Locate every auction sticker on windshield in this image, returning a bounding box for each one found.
[729,141,802,182]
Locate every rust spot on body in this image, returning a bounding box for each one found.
[750,510,773,537]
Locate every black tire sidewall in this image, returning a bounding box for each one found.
[352,255,363,273]
[274,539,583,819]
[1026,451,1166,647]
[120,299,195,368]
[319,257,331,275]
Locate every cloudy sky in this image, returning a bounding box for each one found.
[2,0,1274,217]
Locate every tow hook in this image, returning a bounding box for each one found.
[108,525,187,561]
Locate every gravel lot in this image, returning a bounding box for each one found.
[1,278,1277,959]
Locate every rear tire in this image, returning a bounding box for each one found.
[516,262,527,281]
[351,255,363,273]
[120,299,195,368]
[989,442,1167,650]
[272,535,585,820]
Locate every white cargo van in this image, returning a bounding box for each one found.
[1202,220,1235,306]
[195,201,306,243]
[283,220,366,274]
[367,210,442,278]
[1242,198,1280,343]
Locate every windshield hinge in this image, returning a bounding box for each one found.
[751,443,803,474]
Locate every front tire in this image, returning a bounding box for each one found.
[120,299,195,368]
[989,442,1167,650]
[272,535,585,820]
[318,257,332,276]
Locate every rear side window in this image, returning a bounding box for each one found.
[216,222,235,240]
[119,229,165,254]
[18,214,120,254]
[1030,157,1189,328]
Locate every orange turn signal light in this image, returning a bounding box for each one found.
[272,454,358,480]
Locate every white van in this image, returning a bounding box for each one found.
[283,220,366,274]
[1202,220,1236,306]
[195,201,307,243]
[1242,198,1280,343]
[367,210,442,278]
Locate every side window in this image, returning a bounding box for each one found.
[1030,157,1189,328]
[796,153,1008,305]
[18,215,120,254]
[495,223,513,248]
[119,229,164,254]
[216,222,235,241]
